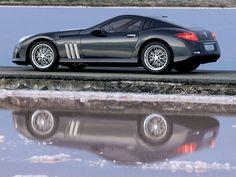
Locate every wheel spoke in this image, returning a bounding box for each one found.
[31,43,55,69]
[31,110,55,136]
[143,114,168,141]
[144,44,169,71]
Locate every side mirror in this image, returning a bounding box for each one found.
[92,29,106,36]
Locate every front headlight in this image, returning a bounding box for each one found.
[18,35,33,43]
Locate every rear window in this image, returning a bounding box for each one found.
[143,19,158,29]
[143,19,172,30]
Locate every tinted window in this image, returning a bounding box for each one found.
[143,19,170,30]
[127,20,143,32]
[143,19,159,29]
[102,18,143,33]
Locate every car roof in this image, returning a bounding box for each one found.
[114,15,184,28]
[114,14,174,24]
[115,14,163,21]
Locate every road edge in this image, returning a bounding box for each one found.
[0,77,235,95]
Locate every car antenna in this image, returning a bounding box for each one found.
[162,16,168,18]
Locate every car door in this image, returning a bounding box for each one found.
[80,17,144,59]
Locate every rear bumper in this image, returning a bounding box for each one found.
[192,41,220,63]
[173,40,221,64]
[190,54,220,64]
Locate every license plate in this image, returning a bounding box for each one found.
[204,44,215,51]
[204,131,214,140]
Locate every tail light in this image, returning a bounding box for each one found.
[176,143,197,154]
[210,139,216,149]
[212,32,216,40]
[176,32,198,41]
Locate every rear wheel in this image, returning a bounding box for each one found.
[139,114,173,145]
[141,42,173,74]
[174,61,200,73]
[29,41,59,71]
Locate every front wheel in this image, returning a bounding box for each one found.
[174,61,200,73]
[29,41,59,71]
[27,110,58,140]
[141,42,173,74]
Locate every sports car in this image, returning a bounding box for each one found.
[13,15,221,73]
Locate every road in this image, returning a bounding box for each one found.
[0,66,236,84]
[0,66,236,95]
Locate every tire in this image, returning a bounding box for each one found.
[174,61,200,73]
[29,40,59,71]
[67,63,87,70]
[27,110,58,140]
[141,42,173,74]
[138,114,173,145]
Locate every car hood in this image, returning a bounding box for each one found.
[36,29,83,39]
[57,29,82,36]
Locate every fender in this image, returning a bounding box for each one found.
[133,28,192,62]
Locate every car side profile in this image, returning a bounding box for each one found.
[13,15,220,73]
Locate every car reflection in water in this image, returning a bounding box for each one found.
[13,110,219,165]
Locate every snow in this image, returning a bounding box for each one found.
[0,135,4,143]
[1,90,236,105]
[141,160,236,173]
[13,176,48,177]
[25,153,236,173]
[88,159,107,168]
[28,153,70,164]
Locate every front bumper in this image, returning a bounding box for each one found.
[12,43,28,65]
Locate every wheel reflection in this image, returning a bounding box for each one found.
[13,109,219,165]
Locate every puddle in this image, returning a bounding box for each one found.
[0,93,236,177]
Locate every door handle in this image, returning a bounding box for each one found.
[127,34,136,38]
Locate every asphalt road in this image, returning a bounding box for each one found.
[0,66,236,84]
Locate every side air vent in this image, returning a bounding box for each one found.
[67,120,80,137]
[65,43,80,59]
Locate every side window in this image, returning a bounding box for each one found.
[143,19,169,30]
[102,19,132,33]
[102,18,143,33]
[127,20,143,32]
[143,19,159,29]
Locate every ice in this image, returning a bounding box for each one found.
[28,153,70,164]
[0,135,4,143]
[1,90,236,105]
[141,160,236,173]
[88,160,107,168]
[18,134,33,145]
[13,175,48,177]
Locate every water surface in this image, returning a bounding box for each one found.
[0,95,236,177]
